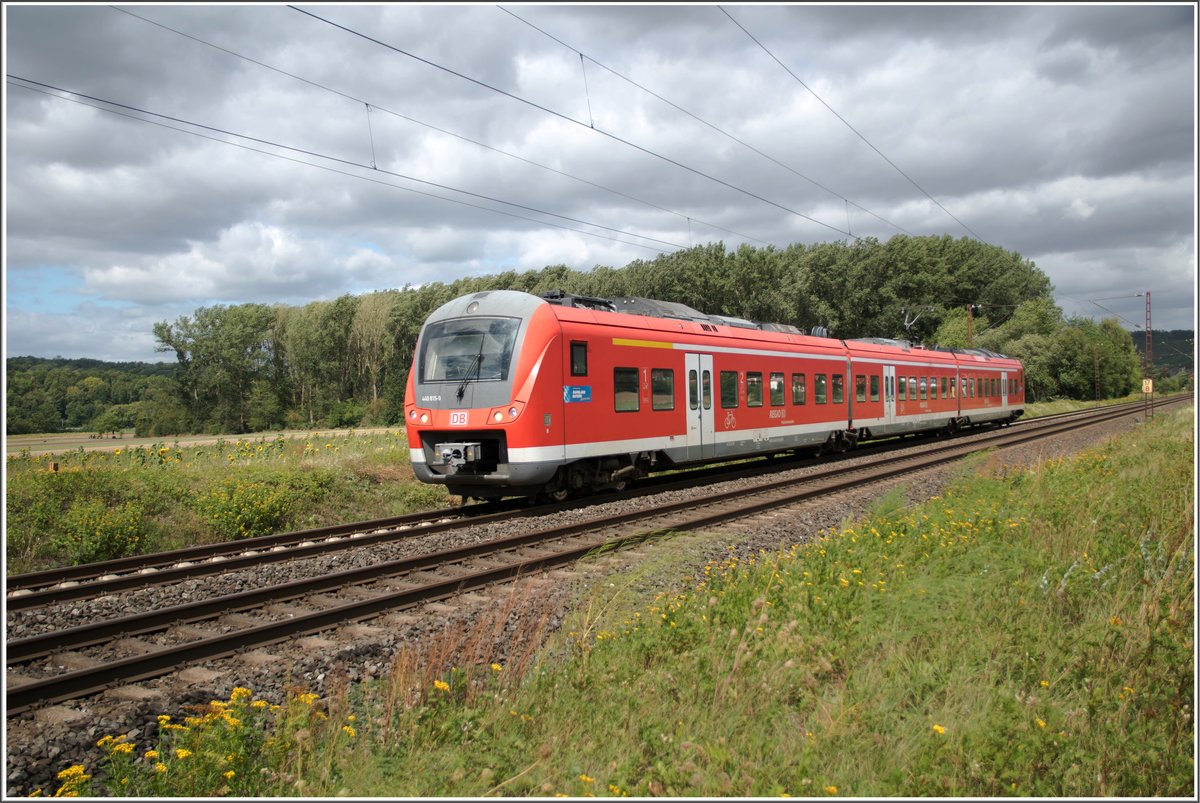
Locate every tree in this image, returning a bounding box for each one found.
[350,292,398,403]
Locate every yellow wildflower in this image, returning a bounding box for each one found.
[154,763,166,773]
[224,770,236,780]
[434,680,450,692]
[342,725,357,738]
[230,687,252,702]
[579,774,595,784]
[491,663,503,672]
[175,748,193,759]
[931,724,946,735]
[111,743,134,755]
[251,700,268,709]
[297,692,319,706]
[825,785,838,795]
[1035,718,1046,729]
[1039,680,1049,688]
[144,751,159,761]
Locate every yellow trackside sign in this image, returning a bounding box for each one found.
[1143,378,1154,393]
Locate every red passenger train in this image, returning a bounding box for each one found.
[404,290,1025,500]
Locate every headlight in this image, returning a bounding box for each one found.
[509,407,518,418]
[409,410,417,420]
[420,413,429,424]
[493,411,504,422]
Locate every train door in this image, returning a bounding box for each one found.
[1001,371,1009,411]
[883,365,897,426]
[685,353,715,460]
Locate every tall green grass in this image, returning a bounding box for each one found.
[4,431,448,573]
[73,405,1194,798]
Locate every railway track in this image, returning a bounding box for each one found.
[5,394,1188,716]
[4,395,1173,610]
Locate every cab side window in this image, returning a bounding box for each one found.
[570,342,588,376]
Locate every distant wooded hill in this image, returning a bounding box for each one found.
[1130,330,1195,376]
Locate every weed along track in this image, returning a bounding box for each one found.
[5,394,1186,725]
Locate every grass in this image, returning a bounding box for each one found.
[1022,389,1175,419]
[4,430,449,574]
[58,403,1194,798]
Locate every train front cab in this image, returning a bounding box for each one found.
[404,290,567,498]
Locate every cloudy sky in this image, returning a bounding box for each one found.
[3,3,1196,363]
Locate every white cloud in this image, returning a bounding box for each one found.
[3,2,1195,366]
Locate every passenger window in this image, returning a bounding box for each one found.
[792,373,806,405]
[702,370,712,410]
[870,375,880,402]
[652,368,674,411]
[770,372,785,406]
[833,375,844,404]
[855,375,867,403]
[720,371,739,408]
[941,377,948,397]
[746,372,763,407]
[815,374,828,404]
[570,342,588,376]
[689,370,698,411]
[919,378,927,400]
[614,367,639,412]
[908,377,918,399]
[898,376,907,401]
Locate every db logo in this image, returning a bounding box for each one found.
[449,411,469,427]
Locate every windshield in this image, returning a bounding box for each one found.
[419,317,520,383]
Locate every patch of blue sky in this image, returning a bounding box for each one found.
[5,267,140,314]
[5,266,84,314]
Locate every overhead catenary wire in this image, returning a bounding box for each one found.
[6,77,678,254]
[289,4,863,243]
[109,5,771,248]
[718,5,984,243]
[497,4,913,238]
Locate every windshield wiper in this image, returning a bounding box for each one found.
[455,340,485,401]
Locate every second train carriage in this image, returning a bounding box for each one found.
[404,290,1025,499]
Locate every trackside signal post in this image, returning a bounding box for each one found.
[1144,292,1153,419]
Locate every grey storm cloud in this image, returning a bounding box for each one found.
[3,2,1195,363]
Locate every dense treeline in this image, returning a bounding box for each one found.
[6,236,1189,436]
[6,358,176,435]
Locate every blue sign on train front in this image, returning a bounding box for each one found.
[563,385,592,403]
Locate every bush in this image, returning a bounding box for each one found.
[196,480,295,540]
[327,401,366,429]
[53,498,147,564]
